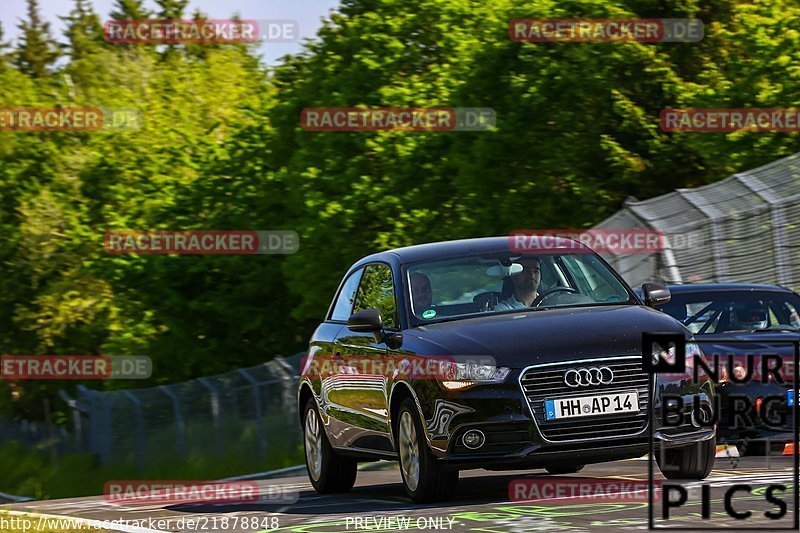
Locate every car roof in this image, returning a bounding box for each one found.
[352,236,588,267]
[663,283,794,294]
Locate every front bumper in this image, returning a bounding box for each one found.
[411,359,714,468]
[441,421,713,469]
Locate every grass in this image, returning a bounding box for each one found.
[0,401,306,500]
[0,439,303,500]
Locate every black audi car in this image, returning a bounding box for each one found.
[298,237,715,502]
[644,283,800,456]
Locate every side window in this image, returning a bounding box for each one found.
[562,255,622,300]
[329,268,364,321]
[353,264,398,329]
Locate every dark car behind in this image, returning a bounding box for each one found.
[644,283,800,455]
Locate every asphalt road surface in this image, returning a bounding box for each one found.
[2,455,797,532]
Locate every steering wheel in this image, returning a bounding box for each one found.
[532,286,578,307]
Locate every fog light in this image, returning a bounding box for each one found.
[462,429,485,449]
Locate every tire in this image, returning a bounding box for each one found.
[545,464,584,475]
[656,436,716,480]
[396,398,458,503]
[736,441,785,457]
[303,399,358,493]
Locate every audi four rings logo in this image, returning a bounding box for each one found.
[564,367,614,387]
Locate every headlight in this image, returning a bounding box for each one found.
[438,360,510,390]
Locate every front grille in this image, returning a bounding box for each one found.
[520,357,651,443]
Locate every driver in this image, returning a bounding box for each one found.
[410,272,433,313]
[495,256,541,311]
[734,301,769,330]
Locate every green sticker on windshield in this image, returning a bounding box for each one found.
[422,309,437,319]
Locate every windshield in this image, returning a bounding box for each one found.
[658,291,800,334]
[406,252,633,323]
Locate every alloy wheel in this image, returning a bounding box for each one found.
[399,411,420,491]
[305,408,323,481]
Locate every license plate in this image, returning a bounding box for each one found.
[789,390,794,407]
[545,391,639,420]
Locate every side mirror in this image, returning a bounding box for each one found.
[347,308,383,333]
[347,308,403,348]
[641,282,671,307]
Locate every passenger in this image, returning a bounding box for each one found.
[410,272,433,313]
[733,301,769,330]
[790,308,800,328]
[495,256,541,311]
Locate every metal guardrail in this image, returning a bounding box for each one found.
[0,354,303,475]
[60,355,303,470]
[0,491,33,503]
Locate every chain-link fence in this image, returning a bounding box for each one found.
[60,354,303,471]
[595,151,800,290]
[0,418,70,454]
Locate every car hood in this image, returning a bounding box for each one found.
[696,331,799,357]
[404,304,687,368]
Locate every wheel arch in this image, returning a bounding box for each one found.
[298,381,315,425]
[389,382,415,438]
[389,381,434,450]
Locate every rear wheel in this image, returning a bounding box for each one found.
[545,464,584,475]
[657,436,715,480]
[303,399,358,493]
[397,399,458,502]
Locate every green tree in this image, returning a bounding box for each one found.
[15,0,59,77]
[250,0,800,328]
[109,0,151,20]
[156,0,189,19]
[0,22,10,70]
[61,0,104,61]
[4,0,800,424]
[0,0,273,419]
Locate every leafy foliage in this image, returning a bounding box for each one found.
[1,0,800,422]
[15,0,59,77]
